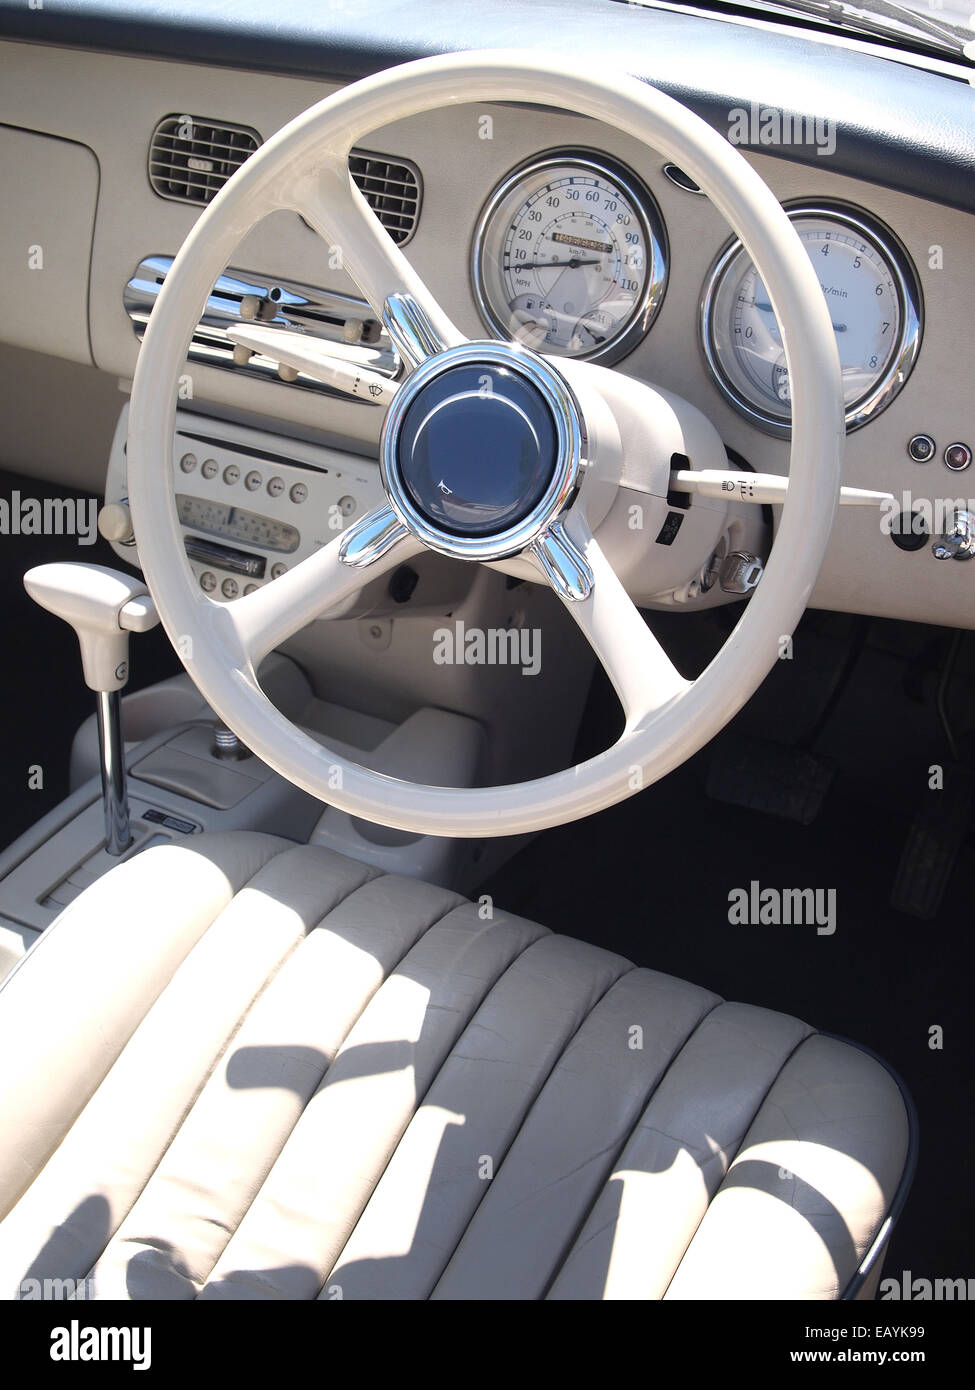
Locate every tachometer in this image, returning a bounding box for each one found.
[701,205,921,434]
[472,154,667,364]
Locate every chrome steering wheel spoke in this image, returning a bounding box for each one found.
[534,518,690,730]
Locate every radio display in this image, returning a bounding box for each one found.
[176,494,300,553]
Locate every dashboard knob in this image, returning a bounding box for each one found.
[97,501,134,545]
[932,509,975,561]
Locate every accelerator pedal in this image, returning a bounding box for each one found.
[890,766,975,919]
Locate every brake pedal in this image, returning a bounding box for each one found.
[706,733,834,825]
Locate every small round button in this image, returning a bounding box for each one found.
[271,562,288,579]
[221,577,239,598]
[223,464,240,486]
[944,442,972,472]
[201,458,219,480]
[199,571,217,592]
[339,494,357,517]
[179,452,197,473]
[907,434,935,463]
[267,476,285,498]
[245,470,262,492]
[243,582,259,596]
[289,482,308,504]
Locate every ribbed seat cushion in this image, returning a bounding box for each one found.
[0,832,909,1300]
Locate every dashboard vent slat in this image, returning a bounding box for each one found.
[148,119,422,243]
[348,151,421,245]
[148,115,260,205]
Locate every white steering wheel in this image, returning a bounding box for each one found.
[127,50,843,838]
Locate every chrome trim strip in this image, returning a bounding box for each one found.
[699,203,923,437]
[470,151,668,368]
[123,256,401,399]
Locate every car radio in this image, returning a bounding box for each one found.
[103,405,388,613]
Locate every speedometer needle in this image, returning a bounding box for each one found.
[504,256,602,271]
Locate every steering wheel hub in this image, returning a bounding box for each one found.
[395,362,558,538]
[380,342,585,561]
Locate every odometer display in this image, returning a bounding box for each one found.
[472,155,667,364]
[702,205,921,434]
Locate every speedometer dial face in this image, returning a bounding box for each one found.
[702,206,922,434]
[472,156,667,364]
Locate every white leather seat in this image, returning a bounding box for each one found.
[0,832,910,1300]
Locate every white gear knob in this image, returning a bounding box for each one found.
[23,562,159,692]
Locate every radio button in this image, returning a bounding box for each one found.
[267,476,285,498]
[245,470,262,491]
[290,482,308,504]
[339,494,356,517]
[222,578,239,599]
[271,562,288,580]
[179,452,197,473]
[200,571,217,592]
[223,464,241,485]
[243,582,259,596]
[201,458,219,480]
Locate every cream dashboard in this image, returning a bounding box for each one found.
[2,17,975,629]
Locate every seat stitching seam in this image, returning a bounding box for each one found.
[427,957,637,1299]
[537,988,727,1300]
[315,923,551,1300]
[76,858,389,1293]
[657,1026,819,1300]
[195,887,469,1299]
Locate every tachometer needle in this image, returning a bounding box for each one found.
[754,300,846,331]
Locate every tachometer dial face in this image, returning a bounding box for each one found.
[472,156,667,364]
[701,206,921,434]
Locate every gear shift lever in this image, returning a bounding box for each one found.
[23,564,160,856]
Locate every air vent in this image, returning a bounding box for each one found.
[149,115,260,205]
[349,150,421,245]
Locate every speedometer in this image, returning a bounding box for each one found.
[472,154,667,364]
[701,205,922,434]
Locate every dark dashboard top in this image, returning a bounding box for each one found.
[1,0,974,214]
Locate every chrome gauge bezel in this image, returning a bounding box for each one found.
[700,203,923,437]
[471,152,668,366]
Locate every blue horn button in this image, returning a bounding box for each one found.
[395,364,558,537]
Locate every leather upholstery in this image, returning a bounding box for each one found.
[0,832,909,1300]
